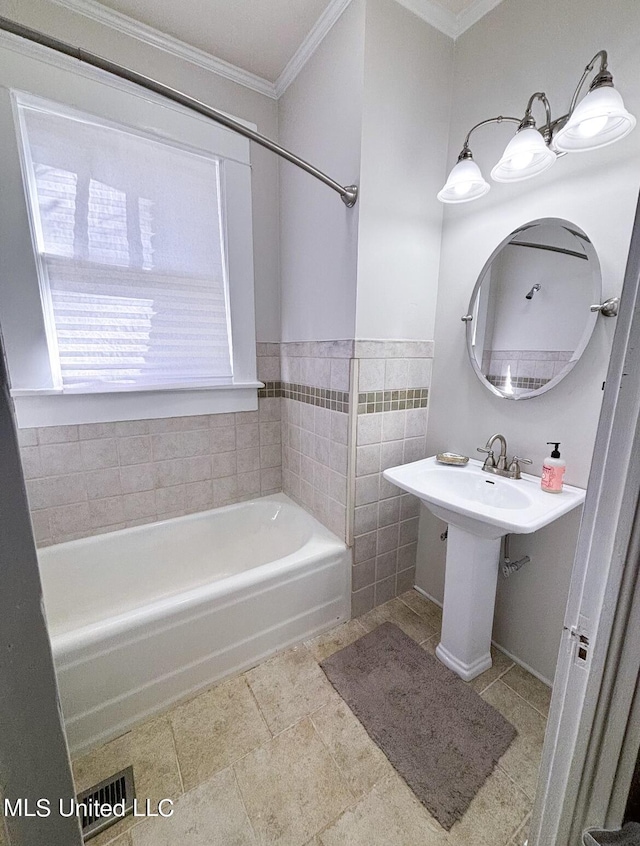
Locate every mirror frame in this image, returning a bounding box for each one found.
[465,217,602,401]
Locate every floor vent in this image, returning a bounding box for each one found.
[77,766,135,841]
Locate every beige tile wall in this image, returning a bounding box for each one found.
[19,336,433,623]
[280,339,434,618]
[19,347,282,547]
[351,348,432,616]
[281,342,352,542]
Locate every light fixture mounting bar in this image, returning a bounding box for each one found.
[572,50,610,110]
[549,50,611,134]
[523,92,553,140]
[461,115,521,152]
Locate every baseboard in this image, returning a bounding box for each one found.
[412,584,553,688]
[413,584,443,608]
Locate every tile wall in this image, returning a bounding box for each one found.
[18,345,282,546]
[481,350,573,396]
[279,339,433,616]
[351,341,432,616]
[17,337,434,622]
[280,341,352,542]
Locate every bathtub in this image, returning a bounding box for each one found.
[37,493,351,755]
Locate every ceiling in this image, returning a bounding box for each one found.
[89,0,331,82]
[62,0,503,90]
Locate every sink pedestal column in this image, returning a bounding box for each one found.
[435,524,501,681]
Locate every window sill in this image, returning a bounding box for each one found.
[12,382,264,428]
[10,381,263,397]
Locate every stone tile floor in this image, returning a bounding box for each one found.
[71,590,551,846]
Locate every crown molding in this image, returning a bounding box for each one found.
[455,0,505,36]
[274,0,353,98]
[48,0,278,99]
[273,0,506,98]
[46,0,505,105]
[395,0,504,39]
[395,0,458,39]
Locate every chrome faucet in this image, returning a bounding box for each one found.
[477,433,532,479]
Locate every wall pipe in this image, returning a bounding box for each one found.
[0,15,359,208]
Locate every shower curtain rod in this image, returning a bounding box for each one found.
[0,15,359,208]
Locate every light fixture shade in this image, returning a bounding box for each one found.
[437,158,490,203]
[491,127,556,182]
[554,86,636,152]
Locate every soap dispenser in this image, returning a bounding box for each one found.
[541,442,566,493]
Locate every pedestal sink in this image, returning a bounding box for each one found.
[383,456,585,680]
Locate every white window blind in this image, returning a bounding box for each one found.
[17,100,233,392]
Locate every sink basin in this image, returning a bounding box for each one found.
[383,456,585,539]
[383,455,586,681]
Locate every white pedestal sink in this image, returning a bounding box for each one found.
[383,456,585,681]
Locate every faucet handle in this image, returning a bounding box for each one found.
[509,456,533,479]
[477,446,495,467]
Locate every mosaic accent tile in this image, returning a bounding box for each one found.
[487,376,549,391]
[259,382,349,413]
[258,381,283,398]
[357,388,428,414]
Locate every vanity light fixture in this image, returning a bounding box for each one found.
[491,101,556,183]
[437,148,490,202]
[438,51,635,204]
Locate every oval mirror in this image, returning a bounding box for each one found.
[466,218,601,400]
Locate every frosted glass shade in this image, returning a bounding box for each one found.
[437,158,490,203]
[554,86,636,152]
[491,127,556,182]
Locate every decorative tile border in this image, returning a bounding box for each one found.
[259,381,349,412]
[258,381,283,398]
[487,376,549,391]
[357,388,428,414]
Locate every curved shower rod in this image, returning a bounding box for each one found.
[0,15,359,208]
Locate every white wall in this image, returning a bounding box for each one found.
[417,0,640,682]
[355,0,453,341]
[0,0,281,343]
[277,0,452,345]
[489,236,595,352]
[278,0,365,343]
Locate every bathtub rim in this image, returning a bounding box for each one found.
[37,491,320,556]
[42,493,349,658]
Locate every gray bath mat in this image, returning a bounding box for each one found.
[320,622,517,830]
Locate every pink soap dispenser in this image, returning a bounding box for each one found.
[541,442,566,493]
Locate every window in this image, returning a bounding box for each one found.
[0,37,258,427]
[18,99,233,393]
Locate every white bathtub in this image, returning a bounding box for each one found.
[37,493,351,755]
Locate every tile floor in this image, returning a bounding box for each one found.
[69,590,551,846]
